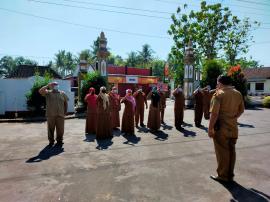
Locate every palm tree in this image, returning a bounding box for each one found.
[138,44,154,68]
[126,51,140,67]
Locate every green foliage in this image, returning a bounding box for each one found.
[126,51,141,67]
[108,54,125,66]
[80,71,108,105]
[78,49,94,64]
[138,44,154,68]
[25,72,52,114]
[168,1,258,66]
[54,50,77,77]
[167,52,184,86]
[228,65,248,97]
[201,59,225,89]
[0,56,38,78]
[262,96,270,108]
[151,59,166,81]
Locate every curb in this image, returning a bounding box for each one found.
[0,113,86,123]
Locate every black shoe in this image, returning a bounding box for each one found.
[140,123,145,127]
[48,142,54,147]
[55,141,64,146]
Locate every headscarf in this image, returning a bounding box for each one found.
[125,89,136,112]
[86,88,97,108]
[99,86,109,110]
[151,87,160,108]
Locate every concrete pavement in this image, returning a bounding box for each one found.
[0,100,269,202]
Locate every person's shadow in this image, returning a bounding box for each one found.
[26,145,64,163]
[219,181,270,202]
[237,123,255,128]
[113,128,122,137]
[123,134,141,146]
[96,137,113,150]
[150,130,168,141]
[182,122,193,128]
[161,123,173,130]
[177,128,196,137]
[197,125,208,132]
[137,126,150,133]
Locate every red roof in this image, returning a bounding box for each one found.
[107,65,151,76]
[243,67,270,80]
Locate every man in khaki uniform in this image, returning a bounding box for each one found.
[39,82,69,146]
[158,87,166,124]
[208,75,244,182]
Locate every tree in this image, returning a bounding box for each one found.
[168,1,257,63]
[126,51,141,67]
[167,51,184,86]
[138,44,154,68]
[0,56,38,78]
[228,65,247,97]
[151,59,166,81]
[91,37,100,58]
[201,59,225,89]
[25,72,52,115]
[78,49,94,64]
[80,71,108,106]
[222,18,259,65]
[108,54,125,66]
[54,50,76,77]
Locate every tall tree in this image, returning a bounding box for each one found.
[126,51,141,67]
[108,54,125,66]
[138,44,154,68]
[91,37,100,58]
[54,50,76,77]
[151,59,166,81]
[78,49,94,64]
[168,1,256,63]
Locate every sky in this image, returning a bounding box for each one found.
[0,0,270,66]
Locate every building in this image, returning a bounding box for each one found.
[243,67,270,96]
[0,65,74,115]
[107,65,159,97]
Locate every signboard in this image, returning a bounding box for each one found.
[108,76,126,83]
[138,77,158,84]
[126,76,138,83]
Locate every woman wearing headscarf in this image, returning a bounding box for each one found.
[84,87,97,134]
[121,89,136,135]
[147,87,161,132]
[108,86,121,129]
[96,86,112,139]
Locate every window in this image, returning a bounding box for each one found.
[247,83,250,91]
[255,83,264,91]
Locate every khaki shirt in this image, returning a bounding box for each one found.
[210,87,244,138]
[44,90,69,117]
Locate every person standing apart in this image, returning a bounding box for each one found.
[109,86,121,129]
[208,75,244,182]
[39,82,68,146]
[96,86,112,140]
[133,87,148,127]
[147,87,161,132]
[202,85,215,120]
[84,87,97,134]
[158,88,166,124]
[121,89,136,135]
[193,87,204,127]
[173,85,185,130]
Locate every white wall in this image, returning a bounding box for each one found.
[248,79,270,95]
[0,77,74,115]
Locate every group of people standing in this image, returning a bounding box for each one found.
[84,86,168,139]
[39,75,245,183]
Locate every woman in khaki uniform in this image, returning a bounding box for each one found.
[147,87,161,132]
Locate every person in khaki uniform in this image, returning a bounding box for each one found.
[208,75,244,182]
[158,88,166,124]
[39,82,68,147]
[133,87,148,127]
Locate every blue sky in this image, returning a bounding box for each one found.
[0,0,270,66]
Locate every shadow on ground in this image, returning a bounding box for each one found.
[150,130,168,141]
[123,134,141,146]
[161,123,173,130]
[84,134,96,142]
[96,138,113,150]
[238,123,255,128]
[219,181,270,202]
[177,128,197,137]
[26,145,64,163]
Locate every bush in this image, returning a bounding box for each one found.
[262,96,270,108]
[25,72,51,115]
[201,59,225,89]
[80,71,108,105]
[227,65,248,97]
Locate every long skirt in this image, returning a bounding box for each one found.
[147,105,161,131]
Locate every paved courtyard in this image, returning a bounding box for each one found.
[0,100,269,202]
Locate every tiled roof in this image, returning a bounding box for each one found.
[6,65,62,79]
[243,67,270,80]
